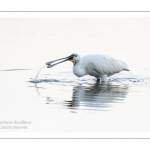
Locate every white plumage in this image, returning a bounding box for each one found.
[72,53,129,81]
[46,53,129,82]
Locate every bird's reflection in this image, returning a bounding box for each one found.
[64,81,129,110]
[32,80,129,111]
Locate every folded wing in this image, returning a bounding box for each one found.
[88,54,129,76]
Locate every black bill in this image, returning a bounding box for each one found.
[46,54,74,68]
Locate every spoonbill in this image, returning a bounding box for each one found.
[46,53,129,82]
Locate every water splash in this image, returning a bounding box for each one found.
[35,65,46,83]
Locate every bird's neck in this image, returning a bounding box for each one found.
[73,61,86,77]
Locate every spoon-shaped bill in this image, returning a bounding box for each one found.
[46,54,74,68]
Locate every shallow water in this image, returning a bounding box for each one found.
[1,67,150,133]
[29,70,150,111]
[1,18,150,135]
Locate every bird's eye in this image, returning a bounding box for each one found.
[74,54,77,57]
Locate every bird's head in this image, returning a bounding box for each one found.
[69,53,80,66]
[46,53,80,68]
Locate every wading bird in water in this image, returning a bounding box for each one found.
[46,53,129,82]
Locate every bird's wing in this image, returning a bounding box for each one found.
[88,55,127,75]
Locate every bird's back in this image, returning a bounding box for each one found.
[82,54,129,77]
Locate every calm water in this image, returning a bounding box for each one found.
[0,18,150,134]
[30,71,150,112]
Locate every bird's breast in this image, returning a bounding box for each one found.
[73,65,87,77]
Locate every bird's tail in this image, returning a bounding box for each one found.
[124,67,130,71]
[118,60,130,71]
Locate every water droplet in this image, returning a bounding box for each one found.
[35,65,46,82]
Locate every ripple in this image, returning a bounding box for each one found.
[29,78,59,83]
[29,73,150,87]
[28,72,150,112]
[109,75,150,86]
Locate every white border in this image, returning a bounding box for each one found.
[0,12,150,18]
[0,0,150,11]
[0,132,150,138]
